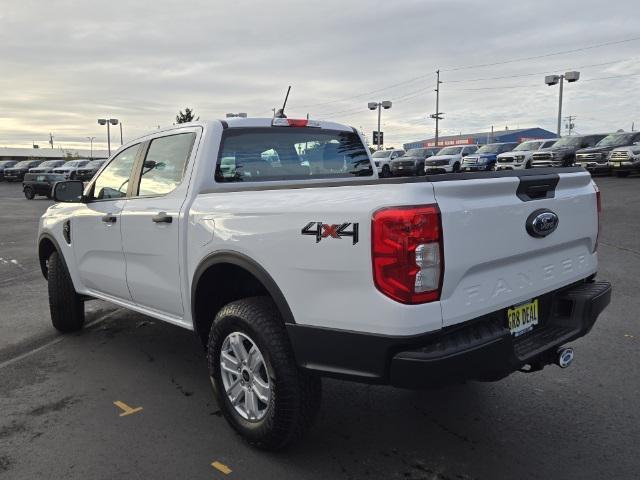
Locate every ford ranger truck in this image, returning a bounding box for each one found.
[39,117,612,450]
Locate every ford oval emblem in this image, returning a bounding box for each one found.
[526,209,559,238]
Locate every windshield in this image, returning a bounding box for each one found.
[39,160,62,167]
[476,144,503,154]
[0,161,17,167]
[13,161,34,168]
[596,133,637,147]
[216,128,372,182]
[514,141,543,151]
[404,148,426,158]
[90,160,106,167]
[372,150,393,158]
[552,136,583,147]
[64,160,84,167]
[437,146,462,155]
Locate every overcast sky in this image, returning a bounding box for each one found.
[1,0,639,150]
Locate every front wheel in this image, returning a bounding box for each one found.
[452,162,460,173]
[525,161,532,169]
[207,297,321,450]
[381,165,391,178]
[48,251,85,332]
[24,187,35,200]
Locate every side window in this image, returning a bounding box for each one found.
[137,133,195,197]
[36,175,45,182]
[90,144,139,200]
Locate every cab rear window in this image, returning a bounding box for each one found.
[215,128,372,182]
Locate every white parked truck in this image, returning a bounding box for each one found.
[39,117,611,450]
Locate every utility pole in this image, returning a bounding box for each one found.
[119,122,124,145]
[49,133,54,149]
[430,70,444,147]
[564,115,576,136]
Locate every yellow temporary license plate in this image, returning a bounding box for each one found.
[507,299,539,337]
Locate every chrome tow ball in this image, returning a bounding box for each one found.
[556,347,574,368]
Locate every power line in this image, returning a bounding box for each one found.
[440,35,640,72]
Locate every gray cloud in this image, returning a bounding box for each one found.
[0,0,638,149]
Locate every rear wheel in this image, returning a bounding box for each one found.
[207,297,321,450]
[24,187,35,200]
[47,251,85,332]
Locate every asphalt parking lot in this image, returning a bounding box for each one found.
[1,175,639,480]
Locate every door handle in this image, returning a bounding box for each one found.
[152,212,173,224]
[101,213,117,223]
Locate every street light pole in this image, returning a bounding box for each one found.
[367,101,392,150]
[119,122,123,146]
[545,71,579,137]
[87,136,95,160]
[557,75,564,137]
[98,118,120,156]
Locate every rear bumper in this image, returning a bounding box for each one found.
[575,162,610,173]
[288,279,611,388]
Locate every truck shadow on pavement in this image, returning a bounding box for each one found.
[0,306,630,480]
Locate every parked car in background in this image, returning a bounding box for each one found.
[424,145,478,173]
[372,149,404,177]
[575,132,640,175]
[608,143,640,177]
[496,139,557,170]
[461,142,520,171]
[3,160,44,182]
[22,173,65,199]
[0,160,19,181]
[29,160,67,174]
[75,160,107,181]
[390,147,440,176]
[52,159,91,179]
[532,134,607,168]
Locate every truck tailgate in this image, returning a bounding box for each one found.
[432,171,598,328]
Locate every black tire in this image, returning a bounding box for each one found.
[453,162,460,173]
[24,187,35,200]
[525,161,532,169]
[381,165,391,178]
[615,171,630,177]
[207,297,321,450]
[48,251,85,332]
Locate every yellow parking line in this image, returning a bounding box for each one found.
[113,400,143,417]
[211,461,232,475]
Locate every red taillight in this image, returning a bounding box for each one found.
[371,205,443,304]
[594,183,601,252]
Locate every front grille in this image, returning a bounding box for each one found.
[532,152,552,161]
[426,160,449,166]
[53,169,66,174]
[576,153,602,161]
[462,157,478,165]
[498,156,514,163]
[610,151,630,161]
[396,160,416,167]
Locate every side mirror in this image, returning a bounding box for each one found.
[53,180,84,203]
[462,152,469,157]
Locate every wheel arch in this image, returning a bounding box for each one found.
[38,233,65,280]
[191,251,295,346]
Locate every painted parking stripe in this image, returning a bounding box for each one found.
[114,400,143,417]
[211,461,232,475]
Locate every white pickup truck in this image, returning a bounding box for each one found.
[39,117,611,450]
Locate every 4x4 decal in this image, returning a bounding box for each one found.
[301,222,359,245]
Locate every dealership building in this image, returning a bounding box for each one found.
[403,127,556,150]
[0,147,109,162]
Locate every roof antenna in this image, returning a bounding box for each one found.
[275,86,291,118]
